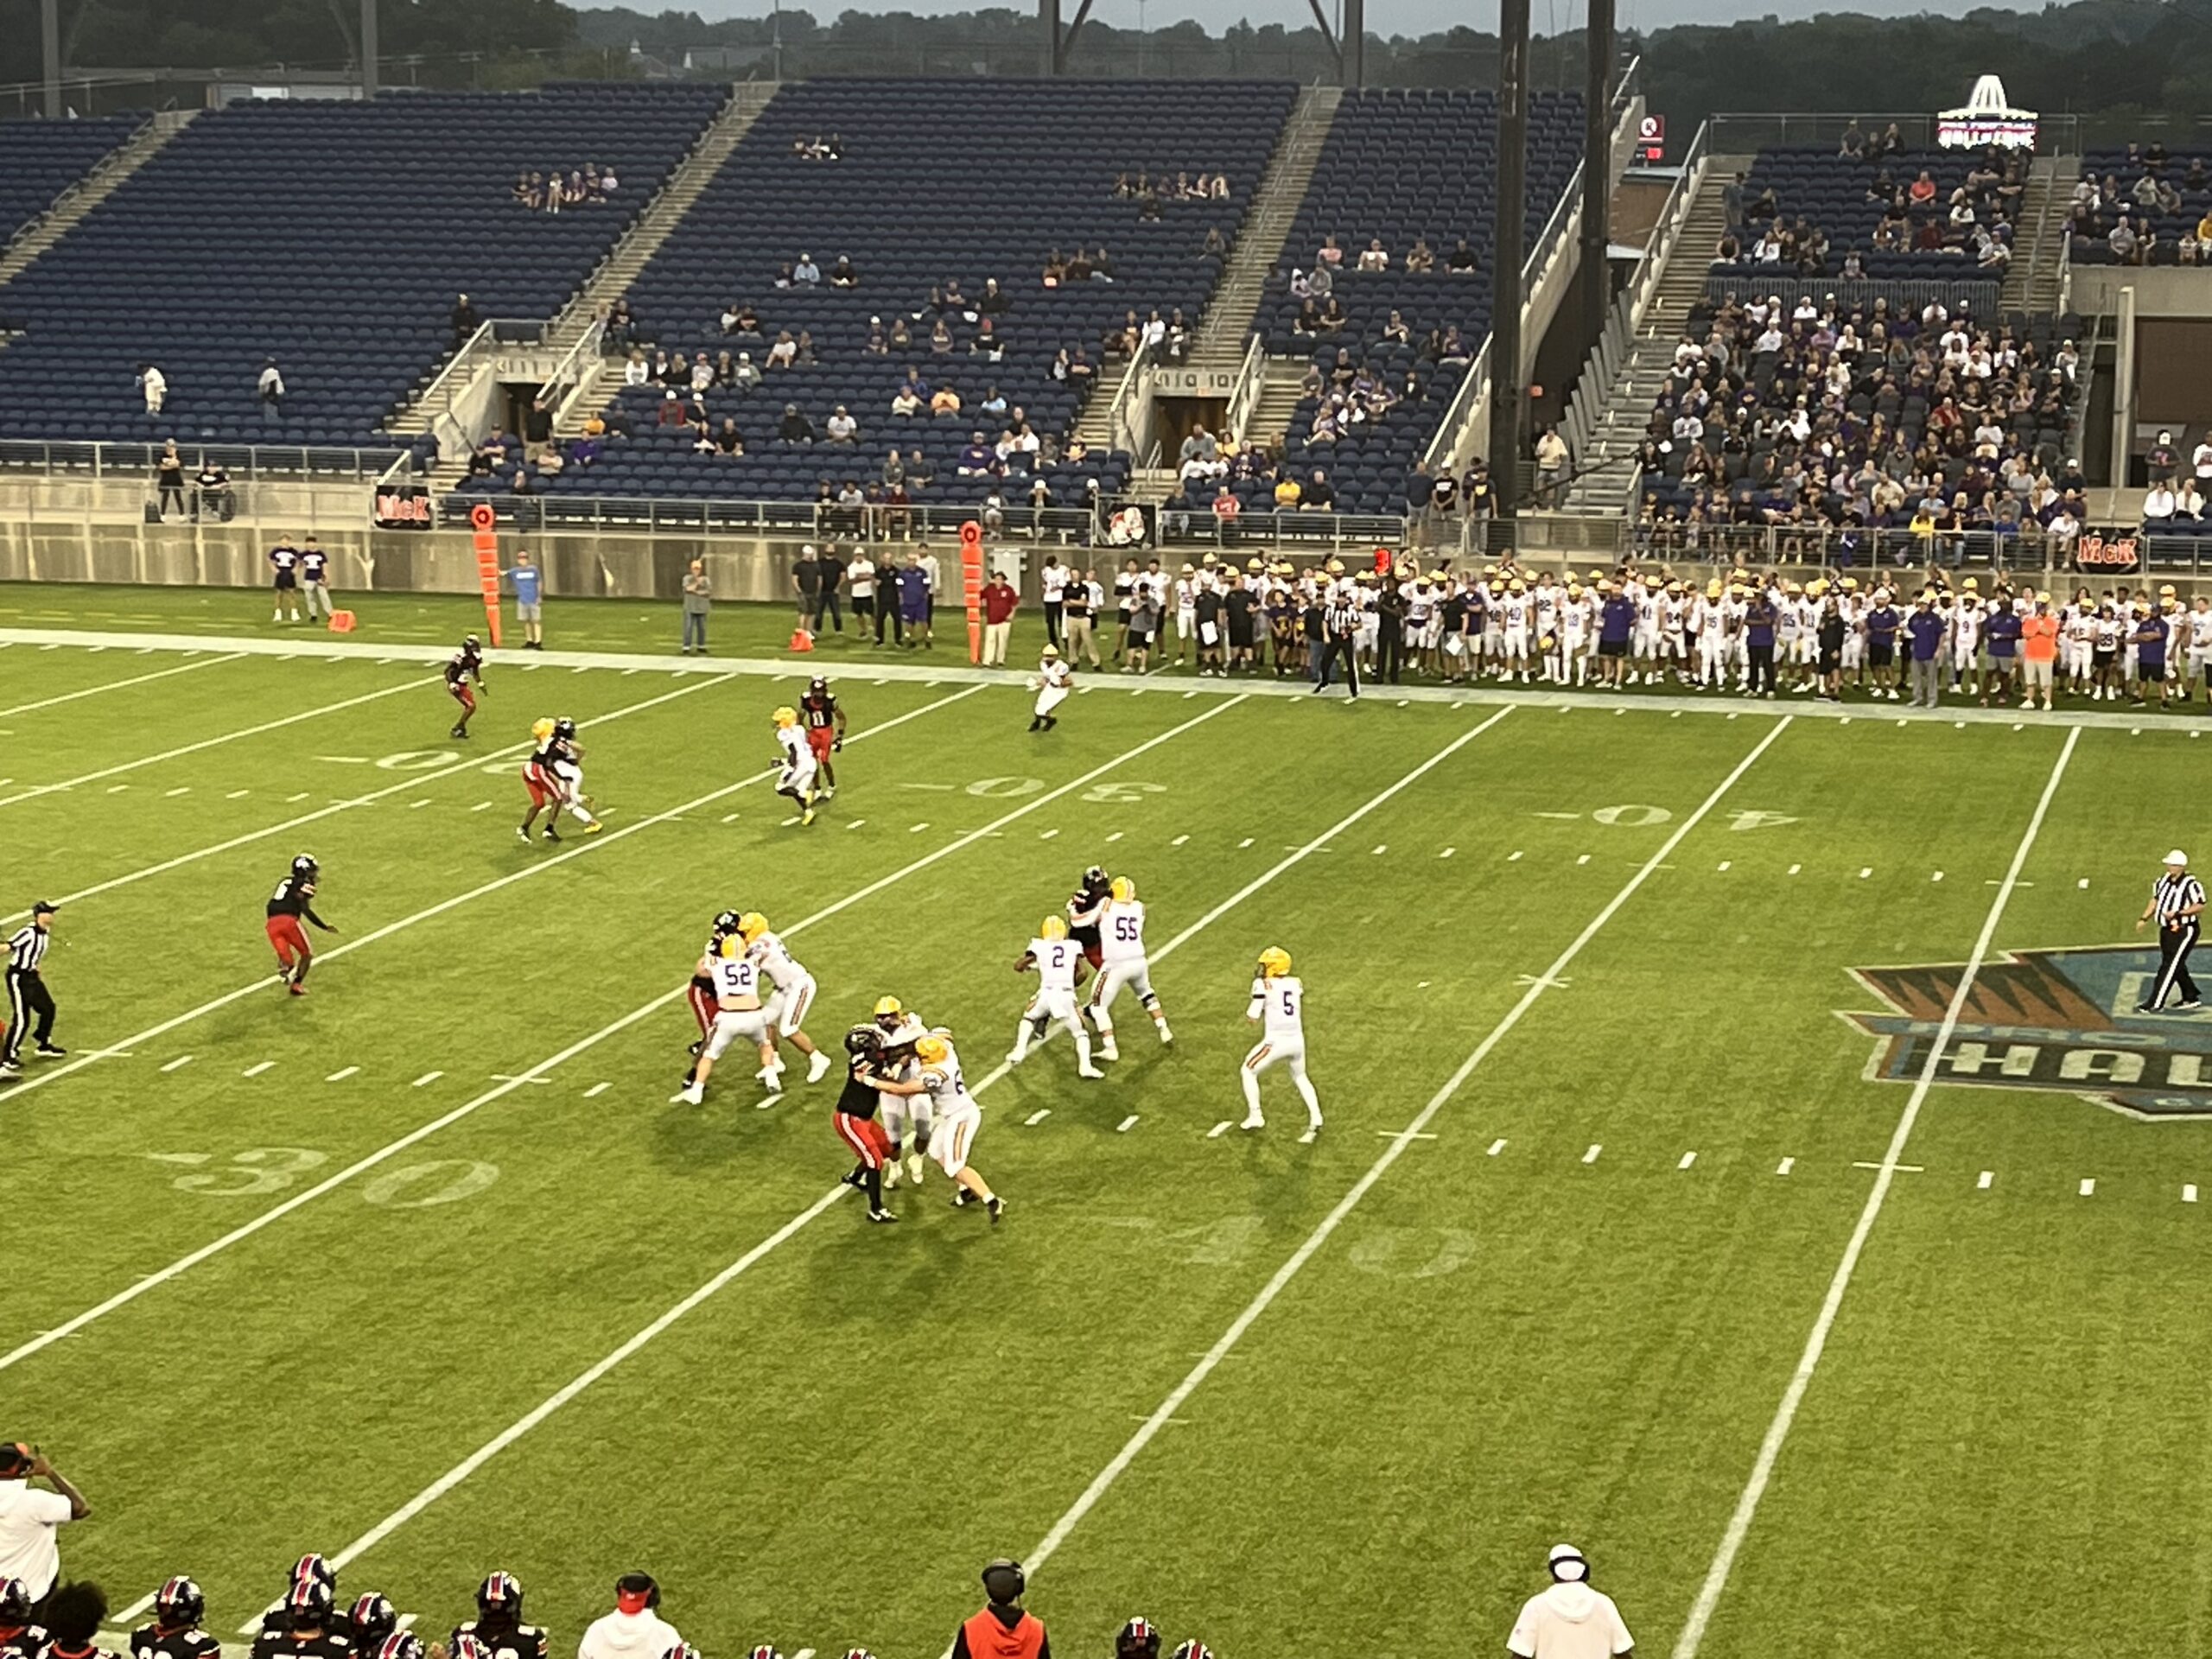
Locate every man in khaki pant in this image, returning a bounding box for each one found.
[1063,568,1102,666]
[982,570,1018,665]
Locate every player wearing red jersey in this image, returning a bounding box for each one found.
[446,636,486,739]
[518,716,600,844]
[798,677,847,797]
[683,909,742,1084]
[265,855,336,995]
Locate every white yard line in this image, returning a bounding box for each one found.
[0,676,724,928]
[297,697,1510,1574]
[0,686,985,1113]
[0,652,245,718]
[1668,722,2078,1659]
[1011,714,1796,1586]
[0,690,1229,1374]
[0,675,436,810]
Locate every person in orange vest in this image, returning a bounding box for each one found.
[950,1560,1047,1659]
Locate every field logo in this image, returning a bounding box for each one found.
[1845,944,2212,1120]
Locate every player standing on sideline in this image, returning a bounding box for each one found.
[130,1578,218,1659]
[269,535,304,624]
[1007,915,1103,1077]
[344,1598,395,1655]
[299,537,334,623]
[2136,849,2205,1013]
[502,552,544,651]
[683,910,742,1084]
[772,706,819,825]
[672,932,778,1106]
[37,1585,116,1659]
[446,635,487,739]
[798,677,847,798]
[452,1572,549,1659]
[874,1033,1004,1222]
[264,858,335,996]
[1,902,64,1069]
[741,913,834,1084]
[1087,876,1171,1060]
[0,1579,44,1659]
[834,1025,899,1223]
[1239,946,1322,1138]
[1028,645,1071,732]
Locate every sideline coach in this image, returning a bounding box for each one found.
[2137,849,2205,1013]
[2,903,62,1071]
[0,1441,92,1606]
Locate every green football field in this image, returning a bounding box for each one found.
[3,585,2211,1659]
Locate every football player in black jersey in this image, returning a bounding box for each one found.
[1116,1619,1160,1659]
[683,912,742,1084]
[797,677,847,798]
[265,855,337,995]
[248,1580,348,1659]
[450,1573,546,1659]
[1067,866,1112,982]
[40,1586,112,1659]
[129,1579,216,1659]
[0,1578,47,1659]
[446,637,487,740]
[343,1598,394,1656]
[834,1025,895,1224]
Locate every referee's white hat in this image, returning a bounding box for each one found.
[2167,849,2190,867]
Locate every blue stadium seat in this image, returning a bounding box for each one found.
[0,114,144,244]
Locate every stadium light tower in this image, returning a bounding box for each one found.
[1578,0,1613,346]
[362,0,379,98]
[1486,0,1529,518]
[41,0,59,118]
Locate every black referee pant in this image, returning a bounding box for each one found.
[1376,620,1404,684]
[1313,637,1359,696]
[3,968,56,1062]
[2150,921,2202,1009]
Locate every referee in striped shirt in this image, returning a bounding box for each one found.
[3,901,62,1071]
[2136,851,2204,1013]
[1313,588,1361,698]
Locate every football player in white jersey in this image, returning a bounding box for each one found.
[1088,876,1172,1060]
[1029,645,1072,732]
[1172,563,1198,665]
[672,935,777,1105]
[870,994,932,1186]
[1630,577,1662,683]
[2063,591,2099,696]
[1238,947,1322,1139]
[1949,589,1983,700]
[1531,575,1561,683]
[1692,580,1726,690]
[772,706,818,826]
[1558,580,1592,685]
[1498,579,1532,682]
[2187,596,2212,702]
[740,912,834,1085]
[1771,584,1804,691]
[1007,915,1103,1077]
[872,1033,1005,1221]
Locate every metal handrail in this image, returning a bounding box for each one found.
[547,320,608,426]
[0,437,404,481]
[1106,334,1159,458]
[1223,330,1267,446]
[0,111,154,266]
[1628,118,1711,337]
[1707,111,2083,161]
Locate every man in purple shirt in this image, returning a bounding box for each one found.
[1904,593,1948,707]
[1598,584,1636,688]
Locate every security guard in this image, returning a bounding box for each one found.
[2137,849,2206,1013]
[1,902,62,1071]
[948,1560,1046,1659]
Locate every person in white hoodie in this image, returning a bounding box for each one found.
[1506,1545,1634,1659]
[577,1574,683,1659]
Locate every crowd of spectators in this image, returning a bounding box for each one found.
[1632,289,2087,556]
[2066,143,2212,265]
[1713,130,2025,280]
[510,165,619,213]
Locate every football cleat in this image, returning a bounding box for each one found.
[543,826,563,842]
[986,1195,1006,1224]
[582,822,604,836]
[156,1577,207,1630]
[806,1051,832,1084]
[865,1209,897,1225]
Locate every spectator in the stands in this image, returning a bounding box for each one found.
[1317,233,1345,269]
[978,277,1010,316]
[958,432,995,475]
[825,404,858,444]
[767,331,798,370]
[140,361,166,416]
[1405,237,1434,272]
[930,385,962,417]
[1357,238,1389,271]
[451,292,479,347]
[890,382,922,418]
[194,456,232,520]
[731,352,761,392]
[779,404,815,444]
[1446,237,1478,274]
[1535,426,1569,508]
[792,252,822,286]
[257,359,285,425]
[2145,477,2178,523]
[830,253,859,288]
[1838,118,1866,158]
[1202,225,1227,259]
[1304,468,1335,511]
[509,467,536,497]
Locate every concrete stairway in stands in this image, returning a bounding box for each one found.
[2001,156,2067,317]
[0,111,198,290]
[1186,84,1342,371]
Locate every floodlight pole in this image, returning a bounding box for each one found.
[1486,0,1529,520]
[361,0,379,99]
[41,0,60,118]
[1579,0,1613,346]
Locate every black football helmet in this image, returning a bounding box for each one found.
[843,1024,882,1058]
[475,1573,524,1621]
[1082,864,1109,889]
[289,1556,335,1593]
[156,1578,206,1630]
[1116,1618,1160,1659]
[0,1579,33,1624]
[347,1594,396,1649]
[291,854,319,879]
[552,717,577,740]
[712,910,742,938]
[286,1579,334,1631]
[808,676,828,695]
[463,635,482,653]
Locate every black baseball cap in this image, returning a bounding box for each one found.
[0,1442,31,1474]
[31,901,57,918]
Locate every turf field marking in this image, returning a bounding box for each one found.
[226,789,250,800]
[1679,1151,1698,1169]
[159,1055,193,1073]
[1787,863,1801,875]
[412,1071,442,1088]
[1508,849,1522,861]
[1370,843,1386,855]
[1716,860,1730,872]
[1172,834,1189,846]
[909,821,929,832]
[472,802,493,812]
[327,1066,359,1083]
[2079,1177,2096,1197]
[1026,1109,1052,1127]
[1776,1157,1794,1176]
[0,651,245,718]
[1932,870,1944,882]
[1583,1143,1603,1164]
[105,785,127,794]
[1208,1121,1232,1138]
[243,1062,273,1078]
[1116,1115,1140,1133]
[846,818,866,830]
[1859,867,1872,879]
[1237,836,1253,848]
[0,677,727,928]
[1576,853,1590,865]
[1670,723,2078,1659]
[0,690,1222,1371]
[2186,1184,2198,1204]
[0,676,437,810]
[1851,1160,1923,1173]
[2078,877,2090,888]
[1378,1130,1437,1141]
[1977,1170,1993,1189]
[1488,1139,1506,1155]
[584,1083,610,1098]
[1008,715,1795,1586]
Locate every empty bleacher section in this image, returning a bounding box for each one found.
[0,85,722,449]
[1633,289,2087,560]
[2066,144,2212,264]
[1238,89,1583,516]
[485,79,1296,521]
[0,115,145,247]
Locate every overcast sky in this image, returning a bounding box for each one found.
[698,0,2012,34]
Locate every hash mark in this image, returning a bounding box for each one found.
[1440,847,1455,858]
[1026,1109,1052,1126]
[721,812,740,823]
[1575,853,1590,865]
[159,1055,193,1073]
[1487,1138,1506,1156]
[105,784,128,793]
[473,801,493,812]
[1237,836,1254,848]
[846,818,867,830]
[1932,871,1944,882]
[410,800,432,810]
[1977,1170,1994,1190]
[1776,1157,1794,1176]
[1207,1120,1232,1138]
[412,1071,442,1087]
[1582,1143,1602,1165]
[1678,1151,1698,1169]
[164,786,189,798]
[1859,867,1873,879]
[2187,1184,2199,1204]
[1173,834,1190,846]
[1116,1114,1140,1133]
[910,822,929,833]
[2078,878,2090,889]
[1787,863,1801,874]
[287,792,308,802]
[1371,844,1387,855]
[2078,1177,2096,1197]
[326,1066,359,1083]
[226,789,250,799]
[585,1083,610,1098]
[1716,861,1731,873]
[1508,849,1522,861]
[1040,828,1059,840]
[1107,831,1123,843]
[242,1061,274,1077]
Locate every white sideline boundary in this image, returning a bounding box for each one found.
[0,670,438,809]
[0,650,245,717]
[0,674,728,928]
[1668,722,2081,1659]
[0,684,982,1110]
[0,690,1238,1376]
[307,700,1518,1578]
[1010,713,1797,1588]
[0,624,2183,731]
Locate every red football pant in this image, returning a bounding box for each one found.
[807,728,835,763]
[523,762,561,808]
[266,914,311,971]
[688,979,716,1035]
[449,683,476,715]
[836,1111,889,1170]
